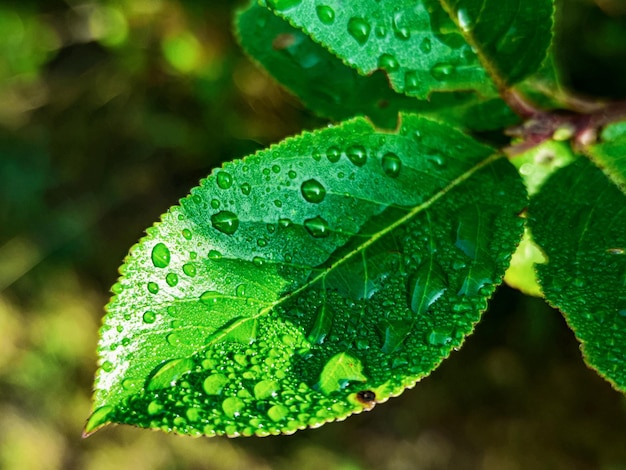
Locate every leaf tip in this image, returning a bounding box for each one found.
[83,405,115,438]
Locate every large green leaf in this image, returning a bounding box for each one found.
[529,158,626,392]
[236,1,518,130]
[87,114,525,437]
[257,0,553,99]
[586,121,626,195]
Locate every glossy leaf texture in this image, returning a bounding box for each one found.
[586,121,626,195]
[529,158,626,392]
[439,0,554,87]
[87,114,526,437]
[257,0,552,99]
[236,2,518,131]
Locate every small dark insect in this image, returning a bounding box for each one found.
[356,390,376,403]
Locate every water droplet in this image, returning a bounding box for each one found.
[186,408,201,422]
[182,262,196,277]
[203,373,228,395]
[607,248,625,255]
[378,53,399,72]
[457,8,472,31]
[347,17,371,45]
[102,361,114,372]
[200,290,221,306]
[428,329,452,346]
[266,223,276,234]
[311,151,322,161]
[254,379,280,400]
[419,37,432,53]
[288,170,297,179]
[240,183,251,195]
[266,0,301,10]
[262,168,270,176]
[392,11,411,39]
[304,216,330,238]
[278,218,292,228]
[151,243,171,268]
[182,228,192,240]
[404,70,419,92]
[211,211,239,235]
[143,311,157,324]
[274,199,283,208]
[236,284,247,297]
[267,404,289,422]
[147,282,159,294]
[381,152,402,178]
[211,199,221,209]
[272,164,280,173]
[146,358,194,390]
[430,63,455,81]
[407,262,448,316]
[165,272,179,287]
[257,238,267,247]
[346,144,367,167]
[166,333,183,347]
[316,5,335,24]
[253,256,265,267]
[147,400,163,415]
[222,397,245,418]
[300,179,327,203]
[374,25,387,38]
[326,146,341,163]
[208,249,222,260]
[427,154,445,167]
[216,171,233,189]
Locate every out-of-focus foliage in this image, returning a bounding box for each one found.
[2,0,626,468]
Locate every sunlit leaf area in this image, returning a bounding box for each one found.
[2,0,626,468]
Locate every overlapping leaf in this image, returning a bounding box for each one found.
[87,114,525,437]
[236,2,518,130]
[257,0,553,99]
[529,158,626,392]
[586,121,626,195]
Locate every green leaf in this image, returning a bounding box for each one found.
[236,2,518,130]
[257,0,553,99]
[439,0,554,87]
[586,121,626,195]
[258,0,495,99]
[87,113,526,437]
[529,158,626,392]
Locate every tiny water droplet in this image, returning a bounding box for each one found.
[288,170,297,179]
[381,152,402,178]
[236,284,247,297]
[147,282,159,294]
[240,183,251,195]
[326,146,341,163]
[346,144,367,167]
[182,262,196,277]
[300,179,327,203]
[419,37,432,53]
[273,199,283,208]
[102,361,114,372]
[304,216,331,238]
[266,223,276,234]
[430,62,455,81]
[272,164,280,173]
[374,25,387,38]
[378,53,399,72]
[257,238,268,247]
[182,228,192,240]
[347,17,371,45]
[607,248,625,255]
[216,171,233,189]
[208,249,222,260]
[166,333,183,346]
[200,290,221,305]
[316,5,335,24]
[211,210,239,235]
[278,218,292,228]
[211,199,220,209]
[143,311,157,324]
[151,243,171,268]
[253,256,265,267]
[404,70,419,92]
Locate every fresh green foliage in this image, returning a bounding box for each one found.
[87,0,626,438]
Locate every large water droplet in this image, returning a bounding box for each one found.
[347,17,371,45]
[378,53,399,71]
[151,243,171,268]
[182,262,196,277]
[316,5,335,24]
[381,152,402,178]
[203,373,228,395]
[216,171,233,189]
[143,311,157,324]
[301,179,327,203]
[254,379,280,400]
[346,144,367,167]
[304,216,330,238]
[407,262,448,316]
[222,397,245,418]
[430,63,455,81]
[267,404,289,422]
[211,211,239,235]
[266,0,301,11]
[200,290,221,306]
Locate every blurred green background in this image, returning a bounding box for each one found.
[1,0,626,468]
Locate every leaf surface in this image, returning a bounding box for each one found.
[236,2,518,130]
[586,121,626,195]
[529,158,626,392]
[87,114,525,437]
[257,0,553,98]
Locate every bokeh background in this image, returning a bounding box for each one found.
[2,0,626,468]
